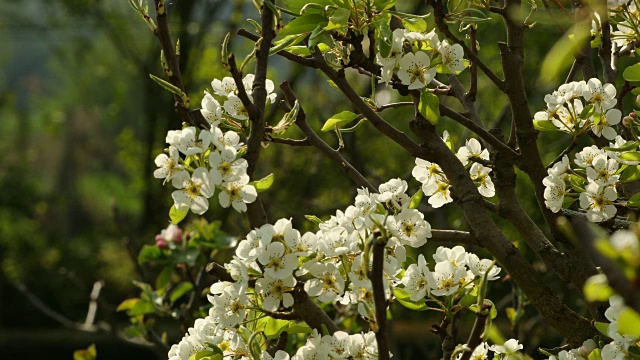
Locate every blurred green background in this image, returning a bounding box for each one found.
[0,0,605,358]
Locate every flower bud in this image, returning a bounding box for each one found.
[173,228,183,243]
[623,116,634,128]
[636,94,640,106]
[156,238,168,249]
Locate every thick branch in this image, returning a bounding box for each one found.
[371,238,390,360]
[409,116,596,346]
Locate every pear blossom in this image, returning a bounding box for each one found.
[236,224,276,261]
[219,174,258,212]
[348,332,378,360]
[438,39,465,73]
[388,208,431,247]
[592,108,621,140]
[465,253,501,281]
[171,167,214,215]
[457,138,489,166]
[255,275,296,311]
[586,154,619,186]
[470,163,494,197]
[154,146,187,186]
[401,254,432,301]
[574,145,606,168]
[261,350,290,360]
[378,178,410,209]
[223,94,249,120]
[211,125,242,150]
[547,155,571,179]
[413,157,445,186]
[582,78,617,111]
[490,339,524,360]
[305,262,345,302]
[168,334,208,360]
[176,127,211,156]
[397,51,436,90]
[423,179,453,208]
[543,175,567,213]
[242,74,277,104]
[579,182,617,222]
[257,241,299,279]
[208,282,249,328]
[200,91,223,123]
[211,76,237,96]
[209,147,248,185]
[224,256,249,284]
[433,245,467,267]
[427,260,467,296]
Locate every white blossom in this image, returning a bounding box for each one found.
[255,275,296,311]
[397,51,436,90]
[171,167,214,215]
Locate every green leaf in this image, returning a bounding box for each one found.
[579,104,595,119]
[418,89,440,125]
[469,299,497,319]
[632,87,640,95]
[621,165,640,182]
[506,307,517,325]
[170,282,194,304]
[541,23,590,85]
[595,238,619,259]
[401,17,427,32]
[324,8,350,31]
[627,191,640,207]
[604,141,639,152]
[249,173,275,192]
[279,14,328,37]
[305,215,323,224]
[583,274,614,302]
[569,174,586,192]
[138,245,167,265]
[623,62,640,82]
[171,247,201,267]
[321,111,359,131]
[588,349,602,360]
[170,204,189,225]
[375,12,393,58]
[393,288,428,310]
[533,120,558,131]
[594,321,610,336]
[188,349,223,360]
[270,34,307,55]
[374,0,398,10]
[283,0,334,13]
[620,151,640,161]
[459,292,477,308]
[155,266,173,292]
[409,188,423,209]
[73,344,97,360]
[618,307,640,337]
[129,299,156,316]
[255,316,291,339]
[117,298,139,312]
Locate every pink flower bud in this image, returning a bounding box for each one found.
[173,228,183,242]
[156,238,168,249]
[623,116,634,128]
[630,112,637,118]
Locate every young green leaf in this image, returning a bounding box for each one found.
[170,204,189,224]
[533,120,558,131]
[324,8,350,31]
[409,188,423,209]
[305,215,323,224]
[618,308,640,337]
[627,191,640,207]
[418,89,440,125]
[250,173,275,192]
[279,14,328,37]
[321,111,359,131]
[170,282,194,304]
[623,62,640,82]
[620,151,640,161]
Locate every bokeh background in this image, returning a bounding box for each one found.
[0,0,607,358]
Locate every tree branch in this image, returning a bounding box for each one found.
[371,237,390,360]
[279,81,377,193]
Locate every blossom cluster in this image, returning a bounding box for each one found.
[153,73,280,215]
[401,244,501,301]
[456,339,524,360]
[166,176,504,359]
[412,134,495,208]
[542,135,640,222]
[544,296,639,360]
[534,78,619,140]
[375,28,466,89]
